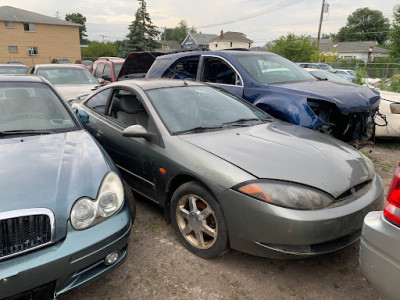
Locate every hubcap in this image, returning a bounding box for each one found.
[176,194,217,249]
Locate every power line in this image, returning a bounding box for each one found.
[195,0,303,29]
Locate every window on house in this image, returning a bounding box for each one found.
[249,43,251,48]
[27,46,39,55]
[230,42,233,48]
[5,21,14,28]
[8,46,18,53]
[24,23,36,32]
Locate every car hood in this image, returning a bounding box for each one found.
[0,130,111,239]
[55,84,99,100]
[117,52,164,80]
[180,120,373,198]
[270,80,380,113]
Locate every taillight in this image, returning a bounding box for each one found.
[383,163,400,227]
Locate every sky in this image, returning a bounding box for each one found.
[0,0,398,46]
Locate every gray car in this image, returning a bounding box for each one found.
[73,78,383,259]
[360,163,400,300]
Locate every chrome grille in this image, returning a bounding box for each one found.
[0,209,54,261]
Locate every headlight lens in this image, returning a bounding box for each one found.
[71,172,124,230]
[235,181,334,210]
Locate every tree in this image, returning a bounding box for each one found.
[267,34,317,62]
[65,13,88,44]
[81,41,117,58]
[389,4,400,57]
[337,7,390,44]
[118,0,160,57]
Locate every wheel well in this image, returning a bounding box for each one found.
[163,174,212,223]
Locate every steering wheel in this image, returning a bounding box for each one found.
[13,112,47,121]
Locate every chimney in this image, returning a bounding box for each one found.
[220,30,224,39]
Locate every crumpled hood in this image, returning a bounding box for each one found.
[180,121,373,198]
[0,131,111,239]
[55,84,99,100]
[270,80,380,113]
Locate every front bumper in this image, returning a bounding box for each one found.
[0,203,131,299]
[359,211,400,300]
[218,174,383,258]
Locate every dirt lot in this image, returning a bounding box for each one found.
[60,139,400,300]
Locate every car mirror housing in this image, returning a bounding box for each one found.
[97,78,105,84]
[122,125,149,138]
[75,109,89,124]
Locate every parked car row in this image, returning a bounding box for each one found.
[1,49,398,299]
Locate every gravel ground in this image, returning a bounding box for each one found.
[59,139,400,300]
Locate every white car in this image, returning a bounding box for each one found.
[26,64,102,101]
[375,90,400,138]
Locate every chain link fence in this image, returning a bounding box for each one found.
[330,62,400,79]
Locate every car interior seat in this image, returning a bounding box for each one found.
[116,94,148,127]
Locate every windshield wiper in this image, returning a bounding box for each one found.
[0,130,53,137]
[174,126,223,135]
[222,118,265,127]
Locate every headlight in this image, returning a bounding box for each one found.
[234,180,334,210]
[71,172,124,230]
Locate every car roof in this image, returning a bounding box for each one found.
[33,64,87,69]
[107,78,206,91]
[0,74,45,83]
[156,50,277,60]
[0,64,28,68]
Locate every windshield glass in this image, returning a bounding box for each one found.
[319,64,335,72]
[0,66,28,74]
[147,86,272,134]
[235,53,316,84]
[113,63,123,80]
[37,67,98,85]
[309,70,353,84]
[0,82,78,133]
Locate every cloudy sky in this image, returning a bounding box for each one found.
[1,0,398,46]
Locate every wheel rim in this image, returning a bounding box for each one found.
[175,194,217,250]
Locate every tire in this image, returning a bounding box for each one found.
[170,181,229,258]
[123,180,136,224]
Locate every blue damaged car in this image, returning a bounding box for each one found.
[145,50,380,145]
[0,75,134,299]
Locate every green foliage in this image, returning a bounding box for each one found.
[267,34,317,62]
[389,76,400,92]
[390,4,400,57]
[65,13,87,43]
[161,20,196,44]
[337,7,390,44]
[310,50,338,63]
[81,41,117,58]
[118,0,161,57]
[355,68,368,85]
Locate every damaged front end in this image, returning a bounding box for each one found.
[307,99,378,147]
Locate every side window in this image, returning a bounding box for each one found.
[103,64,112,80]
[85,88,111,115]
[202,57,240,86]
[108,89,149,129]
[94,62,104,78]
[163,57,199,79]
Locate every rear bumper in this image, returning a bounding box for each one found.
[0,203,131,299]
[218,174,383,258]
[359,211,400,300]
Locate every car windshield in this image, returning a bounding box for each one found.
[235,53,317,84]
[0,82,78,134]
[319,64,335,73]
[37,67,98,85]
[347,70,356,76]
[0,66,28,74]
[113,63,123,80]
[147,86,272,134]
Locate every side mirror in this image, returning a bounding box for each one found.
[97,78,105,84]
[122,125,148,138]
[75,109,89,124]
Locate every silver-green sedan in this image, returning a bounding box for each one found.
[73,78,383,259]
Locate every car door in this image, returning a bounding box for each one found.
[198,55,244,98]
[84,86,161,201]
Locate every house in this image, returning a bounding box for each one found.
[209,31,253,51]
[181,33,217,50]
[155,40,182,53]
[0,6,81,65]
[315,38,390,62]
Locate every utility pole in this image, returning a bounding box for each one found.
[55,11,60,19]
[100,35,107,42]
[317,0,325,51]
[164,27,167,52]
